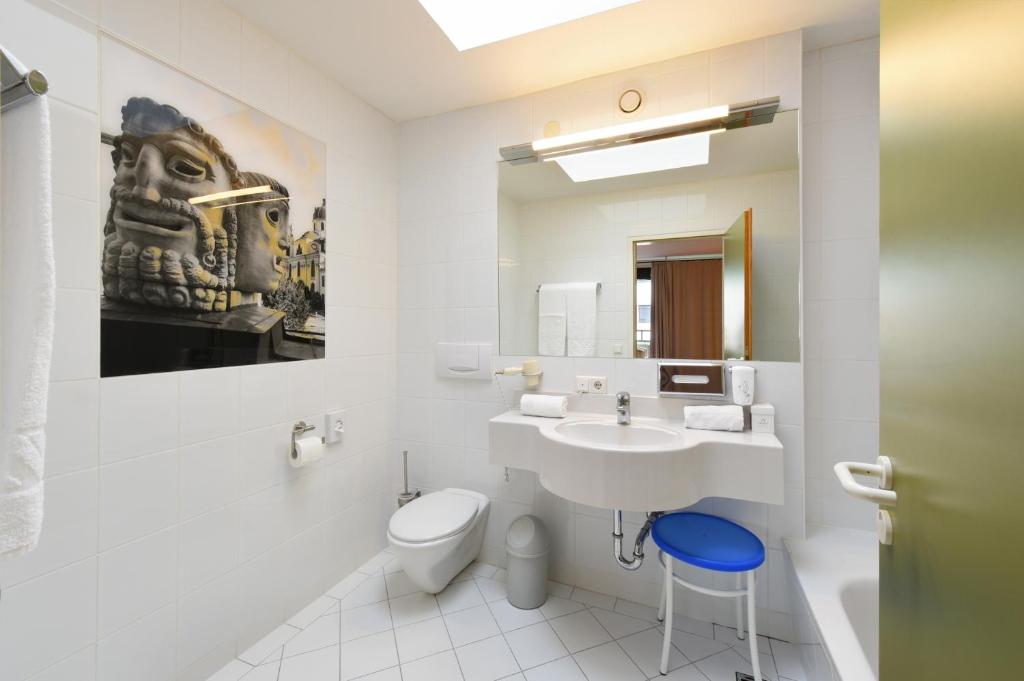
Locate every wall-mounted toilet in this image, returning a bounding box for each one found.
[387,488,490,593]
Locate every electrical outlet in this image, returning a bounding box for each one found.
[589,376,608,394]
[575,376,590,393]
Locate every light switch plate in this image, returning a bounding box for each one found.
[325,410,344,444]
[575,376,589,393]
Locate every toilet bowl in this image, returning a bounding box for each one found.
[387,488,490,594]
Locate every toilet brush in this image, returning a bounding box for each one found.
[397,450,421,507]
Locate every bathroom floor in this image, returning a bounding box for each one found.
[208,549,806,681]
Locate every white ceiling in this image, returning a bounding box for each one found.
[226,0,878,122]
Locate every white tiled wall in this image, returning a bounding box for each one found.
[0,1,397,680]
[801,37,880,533]
[397,32,805,641]
[498,168,801,360]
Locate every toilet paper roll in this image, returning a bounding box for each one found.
[290,434,324,468]
[731,365,756,406]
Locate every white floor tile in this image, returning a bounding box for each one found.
[207,659,252,681]
[437,579,485,614]
[569,588,616,610]
[395,617,453,663]
[661,664,711,681]
[667,613,715,640]
[498,675,525,681]
[505,622,568,670]
[283,613,340,658]
[488,598,546,632]
[359,551,394,575]
[239,624,300,665]
[714,624,771,655]
[383,556,403,574]
[402,649,464,681]
[390,592,441,627]
[547,610,611,653]
[475,577,508,602]
[769,640,807,681]
[240,664,280,680]
[339,600,393,643]
[455,635,520,681]
[522,655,586,681]
[357,668,403,681]
[618,628,688,677]
[661,628,729,663]
[444,604,501,647]
[278,645,340,681]
[328,571,369,599]
[572,642,646,681]
[613,599,659,623]
[695,648,778,681]
[590,608,653,640]
[385,570,422,599]
[288,596,339,629]
[340,630,398,681]
[339,575,388,610]
[538,596,585,620]
[464,562,498,579]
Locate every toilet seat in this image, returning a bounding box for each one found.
[388,490,478,544]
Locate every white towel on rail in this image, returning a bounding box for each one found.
[0,93,55,559]
[537,283,566,356]
[566,282,598,357]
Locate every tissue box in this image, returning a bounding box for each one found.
[751,404,775,434]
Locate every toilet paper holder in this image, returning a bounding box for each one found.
[292,420,325,449]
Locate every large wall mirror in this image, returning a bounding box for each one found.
[498,109,799,362]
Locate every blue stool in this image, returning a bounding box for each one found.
[652,512,765,678]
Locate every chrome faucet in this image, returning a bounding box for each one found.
[616,391,631,425]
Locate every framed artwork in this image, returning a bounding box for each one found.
[99,37,327,377]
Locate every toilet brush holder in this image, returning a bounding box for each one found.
[397,450,421,508]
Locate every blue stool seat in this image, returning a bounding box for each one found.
[652,512,765,573]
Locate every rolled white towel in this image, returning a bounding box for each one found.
[520,394,568,419]
[684,405,745,432]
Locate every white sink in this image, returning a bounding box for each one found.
[489,409,783,512]
[552,419,680,448]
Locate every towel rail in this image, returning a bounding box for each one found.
[1,44,48,113]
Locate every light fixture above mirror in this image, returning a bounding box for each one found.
[500,97,780,183]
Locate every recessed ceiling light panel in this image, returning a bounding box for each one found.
[417,0,643,51]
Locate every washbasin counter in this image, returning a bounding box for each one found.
[489,409,784,512]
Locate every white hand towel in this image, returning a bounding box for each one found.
[520,394,568,418]
[566,282,598,357]
[684,405,745,432]
[537,284,566,356]
[0,94,55,559]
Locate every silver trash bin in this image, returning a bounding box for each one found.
[506,514,550,609]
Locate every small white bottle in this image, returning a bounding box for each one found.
[750,404,775,434]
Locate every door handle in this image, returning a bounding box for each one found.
[833,456,897,506]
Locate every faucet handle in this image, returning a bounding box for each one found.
[616,391,630,405]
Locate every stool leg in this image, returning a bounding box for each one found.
[660,556,674,675]
[735,572,745,640]
[747,570,762,681]
[657,552,666,622]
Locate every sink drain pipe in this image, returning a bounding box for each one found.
[612,510,663,570]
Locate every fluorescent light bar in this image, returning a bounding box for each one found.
[417,0,642,51]
[548,132,714,183]
[533,105,728,153]
[188,185,272,205]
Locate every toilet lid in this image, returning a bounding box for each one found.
[389,491,478,544]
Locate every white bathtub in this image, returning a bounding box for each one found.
[784,527,879,681]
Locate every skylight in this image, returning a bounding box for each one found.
[417,0,643,51]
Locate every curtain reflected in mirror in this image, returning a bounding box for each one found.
[635,210,750,360]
